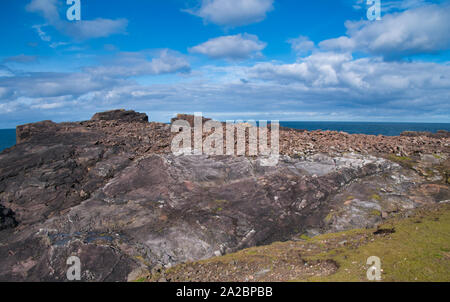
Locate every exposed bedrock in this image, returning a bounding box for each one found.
[0,110,448,281]
[91,109,149,123]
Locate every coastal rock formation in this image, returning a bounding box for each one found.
[401,130,450,139]
[171,114,211,127]
[91,109,149,123]
[0,110,448,281]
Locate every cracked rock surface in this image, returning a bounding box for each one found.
[0,110,448,281]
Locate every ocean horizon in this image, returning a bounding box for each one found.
[1,121,449,153]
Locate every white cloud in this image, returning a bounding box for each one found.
[353,0,430,12]
[248,51,450,96]
[352,0,364,10]
[186,0,274,27]
[31,102,65,110]
[86,49,191,77]
[26,0,128,41]
[3,1,450,126]
[32,24,51,42]
[0,72,116,99]
[383,0,430,12]
[64,18,128,40]
[250,52,352,87]
[320,4,450,60]
[2,49,449,126]
[288,36,316,56]
[319,36,355,52]
[26,0,60,23]
[189,34,266,60]
[0,49,190,104]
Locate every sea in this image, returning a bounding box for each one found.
[0,122,449,153]
[0,129,16,153]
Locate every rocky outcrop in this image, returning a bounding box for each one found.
[16,120,59,144]
[171,114,211,127]
[280,129,449,157]
[0,110,448,281]
[401,130,450,139]
[91,109,148,123]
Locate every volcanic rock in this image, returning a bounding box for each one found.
[0,110,448,281]
[91,109,148,123]
[401,130,450,139]
[171,114,211,127]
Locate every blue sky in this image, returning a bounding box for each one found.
[0,0,449,127]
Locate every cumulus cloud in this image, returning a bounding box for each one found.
[2,49,449,126]
[189,34,266,60]
[86,49,191,77]
[288,36,316,56]
[320,4,450,60]
[247,51,450,111]
[2,2,449,126]
[319,36,355,52]
[250,52,354,87]
[26,0,60,22]
[26,0,128,41]
[0,49,190,115]
[0,72,118,99]
[185,0,274,27]
[63,18,128,40]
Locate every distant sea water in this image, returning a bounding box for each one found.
[0,122,449,152]
[279,122,450,137]
[0,129,16,153]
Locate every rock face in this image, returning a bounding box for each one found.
[91,109,148,123]
[0,205,17,231]
[0,110,449,281]
[171,114,211,127]
[16,120,59,144]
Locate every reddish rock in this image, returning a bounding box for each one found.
[91,109,148,123]
[0,109,448,281]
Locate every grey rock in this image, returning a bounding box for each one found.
[91,109,148,123]
[0,111,448,281]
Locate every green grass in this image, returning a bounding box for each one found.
[138,204,450,282]
[299,234,311,241]
[370,194,382,201]
[369,209,382,217]
[303,205,450,282]
[387,154,415,169]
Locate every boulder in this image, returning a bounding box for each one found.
[16,120,59,144]
[91,109,148,123]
